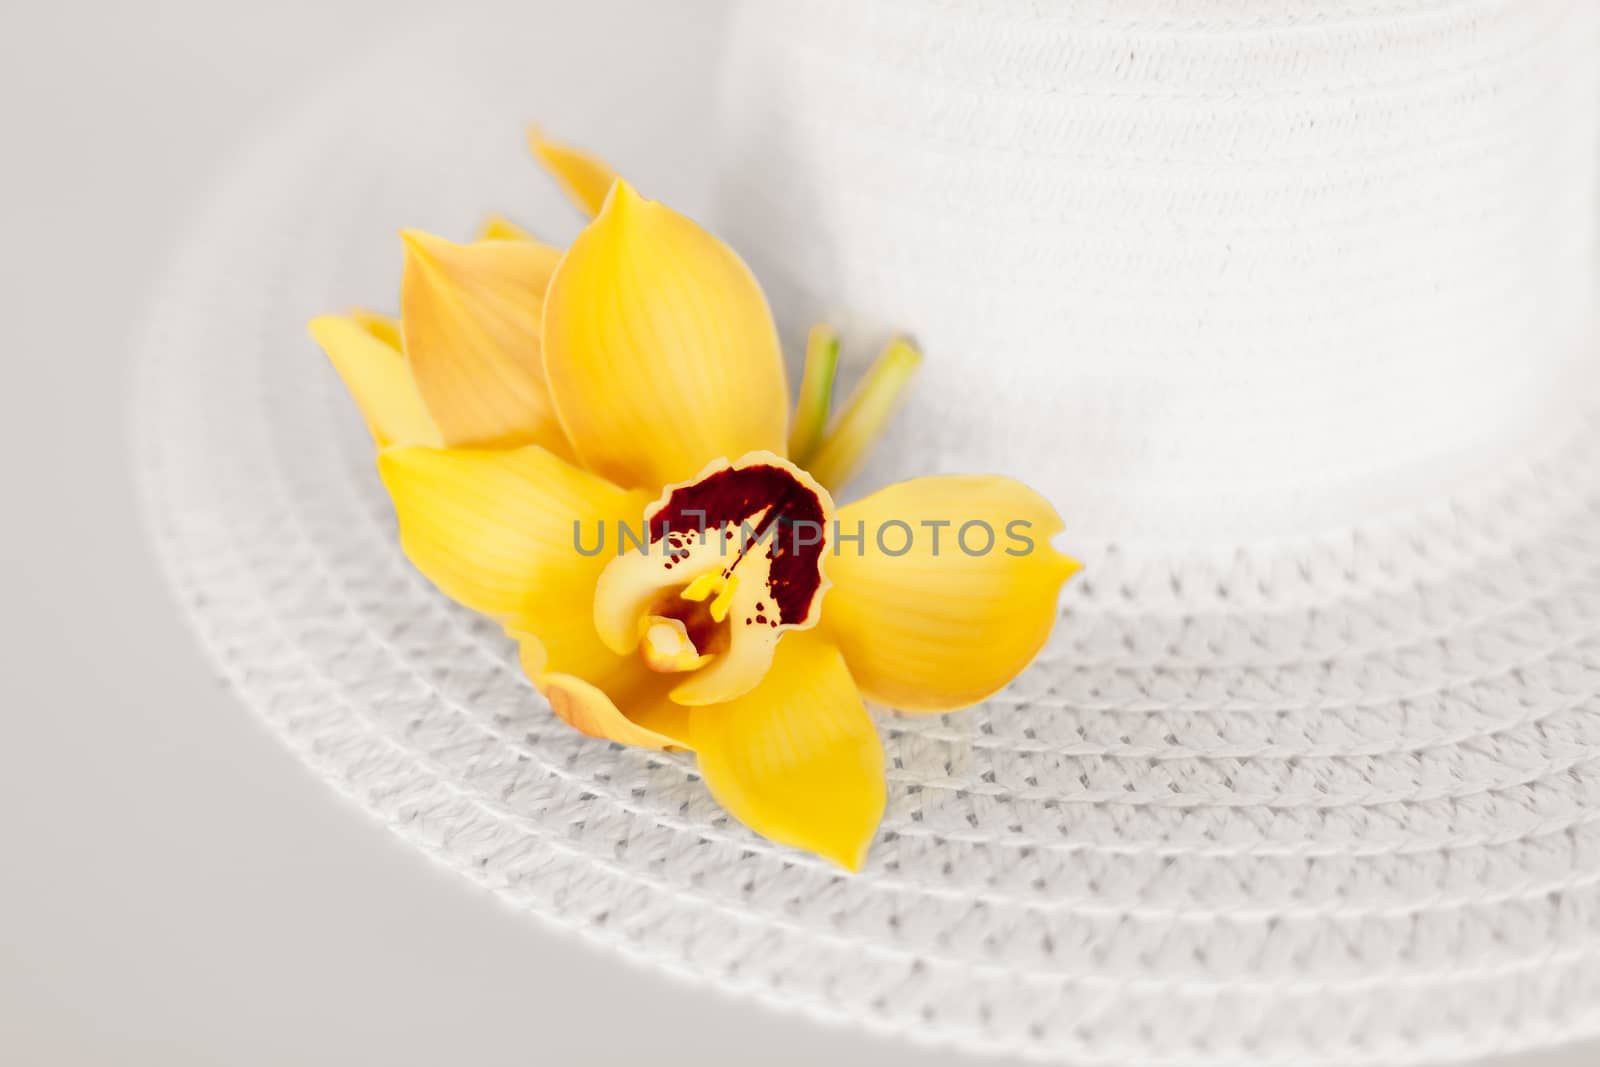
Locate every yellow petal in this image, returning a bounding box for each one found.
[806,337,922,493]
[350,309,402,350]
[399,230,568,451]
[378,445,650,663]
[476,214,538,242]
[541,181,789,490]
[308,313,442,448]
[788,324,840,465]
[688,633,884,870]
[520,637,692,750]
[541,672,690,750]
[823,475,1080,713]
[527,126,620,218]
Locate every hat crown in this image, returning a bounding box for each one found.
[713,0,1600,548]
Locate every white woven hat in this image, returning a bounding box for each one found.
[138,1,1600,1064]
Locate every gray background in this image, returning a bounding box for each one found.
[0,2,1594,1064]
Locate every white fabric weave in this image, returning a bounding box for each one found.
[136,5,1600,1064]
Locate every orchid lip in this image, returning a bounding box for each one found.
[592,452,835,706]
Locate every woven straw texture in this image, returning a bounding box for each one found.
[717,0,1600,550]
[137,6,1600,1066]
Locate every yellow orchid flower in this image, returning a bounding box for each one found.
[311,134,1081,870]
